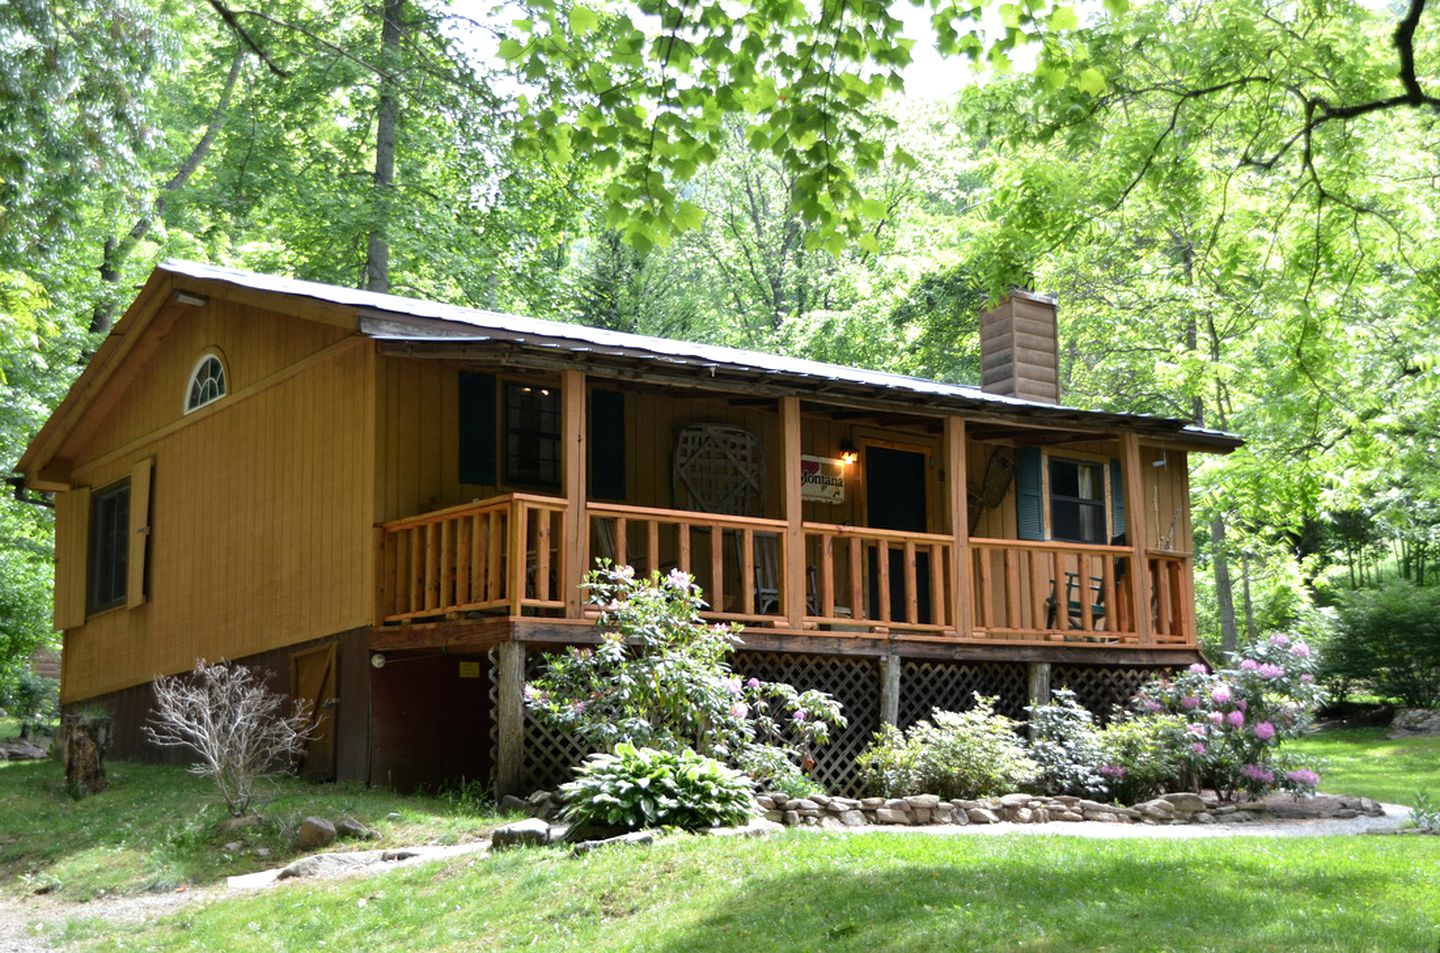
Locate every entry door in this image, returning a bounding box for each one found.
[865,446,932,623]
[292,644,337,782]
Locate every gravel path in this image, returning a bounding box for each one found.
[0,803,1415,952]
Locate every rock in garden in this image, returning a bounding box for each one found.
[906,794,940,810]
[839,810,867,826]
[861,797,886,810]
[1390,708,1440,737]
[933,805,956,824]
[336,818,377,840]
[874,808,909,825]
[491,817,552,850]
[499,794,530,814]
[756,795,777,810]
[782,810,801,826]
[1160,793,1207,814]
[1012,808,1033,824]
[966,808,999,824]
[999,793,1031,809]
[277,852,376,880]
[219,815,263,834]
[295,816,337,850]
[571,831,655,855]
[0,740,49,761]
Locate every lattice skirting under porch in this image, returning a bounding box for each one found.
[1051,664,1174,724]
[489,644,1175,796]
[731,652,881,797]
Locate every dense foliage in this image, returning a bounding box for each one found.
[1329,582,1440,707]
[560,742,754,831]
[1024,688,1107,797]
[527,564,843,794]
[856,695,1039,800]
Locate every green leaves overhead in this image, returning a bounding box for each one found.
[503,0,1094,249]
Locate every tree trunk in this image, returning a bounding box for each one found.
[63,714,112,797]
[1212,513,1239,655]
[1240,549,1257,642]
[365,0,404,293]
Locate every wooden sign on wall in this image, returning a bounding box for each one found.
[800,455,846,504]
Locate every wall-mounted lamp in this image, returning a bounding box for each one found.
[838,440,859,466]
[370,652,387,669]
[1151,450,1169,469]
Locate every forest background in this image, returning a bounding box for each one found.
[4,0,1439,703]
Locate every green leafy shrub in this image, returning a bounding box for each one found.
[1411,789,1440,834]
[1097,714,1187,804]
[856,695,1039,800]
[527,564,843,792]
[1025,688,1107,797]
[0,669,58,739]
[560,742,753,831]
[1329,582,1440,707]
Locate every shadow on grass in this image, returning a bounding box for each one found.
[643,835,1440,953]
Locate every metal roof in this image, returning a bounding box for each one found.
[161,260,1243,449]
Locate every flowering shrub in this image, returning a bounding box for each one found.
[1133,633,1325,800]
[527,564,844,794]
[1096,714,1188,804]
[560,743,753,830]
[1025,689,1107,797]
[857,695,1040,800]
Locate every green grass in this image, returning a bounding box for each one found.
[0,759,508,900]
[1284,726,1440,805]
[77,832,1440,953]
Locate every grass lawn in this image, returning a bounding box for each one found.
[1284,726,1440,805]
[72,831,1440,953]
[0,758,507,900]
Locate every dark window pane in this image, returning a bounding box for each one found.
[88,480,130,611]
[1049,459,1106,544]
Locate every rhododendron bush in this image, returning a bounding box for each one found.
[527,563,843,795]
[1129,634,1325,799]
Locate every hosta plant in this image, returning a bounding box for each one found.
[560,742,754,831]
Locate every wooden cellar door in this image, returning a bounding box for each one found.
[292,644,337,782]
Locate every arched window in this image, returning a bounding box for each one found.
[185,352,227,413]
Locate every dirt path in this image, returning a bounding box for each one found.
[0,887,218,953]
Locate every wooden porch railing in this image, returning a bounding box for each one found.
[968,537,1140,644]
[376,500,1196,647]
[802,523,953,634]
[375,493,566,623]
[585,503,790,624]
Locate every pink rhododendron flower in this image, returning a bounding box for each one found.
[746,677,761,689]
[1211,685,1233,704]
[792,709,807,722]
[1099,764,1127,778]
[1290,642,1312,659]
[1191,742,1207,756]
[1240,763,1275,783]
[1207,711,1225,726]
[723,677,742,695]
[666,567,692,588]
[1188,663,1208,673]
[1253,721,1275,740]
[1300,673,1315,684]
[1142,699,1163,713]
[1237,699,1248,712]
[1180,695,1200,710]
[1257,663,1284,679]
[1286,769,1320,787]
[1269,633,1291,646]
[730,702,750,719]
[1189,723,1209,737]
[1240,659,1259,671]
[1226,710,1246,728]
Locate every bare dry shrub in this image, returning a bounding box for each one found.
[144,660,314,816]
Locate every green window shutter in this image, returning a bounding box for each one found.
[1015,447,1044,540]
[458,372,497,485]
[590,390,626,500]
[1109,458,1126,542]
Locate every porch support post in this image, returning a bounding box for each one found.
[1121,433,1154,644]
[562,369,587,618]
[879,653,902,727]
[944,417,974,640]
[495,640,527,797]
[781,396,805,630]
[1025,661,1051,739]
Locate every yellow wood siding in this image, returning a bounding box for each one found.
[55,300,372,703]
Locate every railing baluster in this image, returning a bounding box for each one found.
[1100,553,1116,635]
[536,509,551,603]
[978,546,994,630]
[903,541,918,624]
[711,525,725,611]
[877,542,891,622]
[741,528,755,615]
[929,542,946,629]
[647,520,660,576]
[1078,552,1094,632]
[455,516,470,606]
[488,511,502,603]
[1003,548,1020,631]
[678,523,691,574]
[614,517,628,567]
[1155,557,1172,637]
[848,536,863,620]
[821,534,836,619]
[440,518,454,609]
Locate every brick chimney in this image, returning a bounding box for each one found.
[978,291,1060,404]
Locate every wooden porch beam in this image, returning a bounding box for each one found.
[944,417,974,640]
[782,396,805,631]
[1121,433,1154,645]
[562,369,587,617]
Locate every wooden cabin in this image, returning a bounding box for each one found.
[16,262,1240,794]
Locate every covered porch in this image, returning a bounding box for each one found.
[370,365,1199,650]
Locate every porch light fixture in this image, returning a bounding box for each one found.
[370,652,387,669]
[838,440,859,466]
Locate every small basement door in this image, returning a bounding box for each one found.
[292,644,337,782]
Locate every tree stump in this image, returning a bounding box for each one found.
[63,714,112,797]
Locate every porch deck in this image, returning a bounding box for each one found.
[373,492,1196,650]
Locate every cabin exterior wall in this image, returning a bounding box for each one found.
[52,297,376,703]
